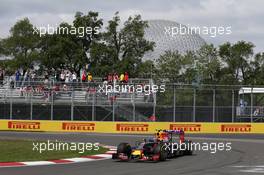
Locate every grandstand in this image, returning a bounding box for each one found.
[0,77,155,121]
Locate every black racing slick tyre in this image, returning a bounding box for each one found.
[153,144,167,161]
[183,140,193,155]
[117,143,132,157]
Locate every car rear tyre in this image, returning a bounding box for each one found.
[183,140,193,155]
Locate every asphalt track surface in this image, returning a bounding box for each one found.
[0,132,264,175]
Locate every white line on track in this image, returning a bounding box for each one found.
[2,131,264,143]
[232,166,264,173]
[189,137,264,144]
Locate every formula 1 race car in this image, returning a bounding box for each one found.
[112,129,193,162]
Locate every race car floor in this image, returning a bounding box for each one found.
[0,132,264,175]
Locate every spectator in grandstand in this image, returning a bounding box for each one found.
[113,72,119,84]
[29,69,36,82]
[253,107,261,116]
[81,70,87,82]
[60,70,65,82]
[44,75,49,85]
[63,84,68,91]
[87,72,93,82]
[85,63,91,71]
[10,78,14,89]
[124,72,129,83]
[240,99,247,115]
[15,70,21,87]
[22,69,29,87]
[0,69,3,85]
[72,72,77,82]
[103,75,108,85]
[149,114,156,122]
[65,71,71,84]
[108,73,113,83]
[54,70,59,82]
[119,73,124,83]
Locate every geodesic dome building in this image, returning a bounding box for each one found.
[143,20,206,61]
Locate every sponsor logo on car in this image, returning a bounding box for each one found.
[221,124,251,132]
[170,124,201,132]
[116,124,149,132]
[62,122,95,131]
[8,121,40,130]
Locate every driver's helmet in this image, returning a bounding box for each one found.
[156,131,169,141]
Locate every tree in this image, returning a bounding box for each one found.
[2,18,40,70]
[39,11,104,73]
[39,22,87,72]
[247,52,264,85]
[219,41,254,84]
[156,50,195,83]
[0,39,4,55]
[137,60,155,78]
[90,12,155,76]
[73,11,103,58]
[195,44,221,84]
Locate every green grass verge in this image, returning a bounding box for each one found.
[0,139,108,162]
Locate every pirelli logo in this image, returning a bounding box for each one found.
[116,124,149,132]
[221,124,251,133]
[170,124,201,132]
[62,123,95,131]
[8,121,40,130]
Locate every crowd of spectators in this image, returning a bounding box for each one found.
[103,72,129,84]
[81,70,93,82]
[0,66,130,91]
[57,70,78,83]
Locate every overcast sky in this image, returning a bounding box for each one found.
[0,0,263,53]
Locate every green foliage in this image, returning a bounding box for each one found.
[73,11,103,52]
[247,52,264,85]
[2,18,40,70]
[1,11,154,76]
[0,12,263,88]
[137,60,155,78]
[155,41,259,86]
[39,22,87,72]
[195,44,221,84]
[155,50,195,83]
[91,12,155,76]
[219,41,254,84]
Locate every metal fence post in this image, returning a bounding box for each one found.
[112,99,115,121]
[153,93,156,119]
[193,88,196,122]
[112,81,116,122]
[212,88,216,122]
[51,91,53,120]
[133,90,135,122]
[92,92,95,121]
[71,91,74,121]
[250,87,253,123]
[10,89,12,120]
[173,84,176,122]
[232,90,235,122]
[30,90,33,120]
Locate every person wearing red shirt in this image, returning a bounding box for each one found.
[124,72,129,83]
